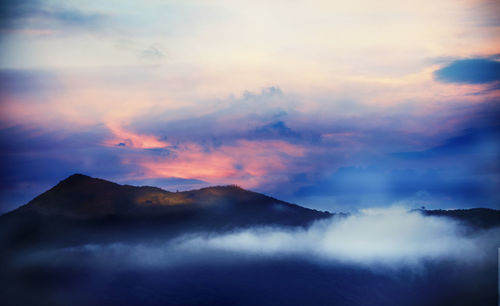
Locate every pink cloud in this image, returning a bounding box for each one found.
[103,123,171,149]
[103,125,308,189]
[138,140,307,189]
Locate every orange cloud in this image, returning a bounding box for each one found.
[104,123,171,149]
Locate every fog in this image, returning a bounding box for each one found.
[178,208,487,266]
[32,208,499,271]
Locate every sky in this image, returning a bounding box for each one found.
[0,0,499,213]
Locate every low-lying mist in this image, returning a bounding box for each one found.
[177,208,497,266]
[29,208,499,271]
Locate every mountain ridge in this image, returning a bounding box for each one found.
[3,174,499,234]
[8,173,331,221]
[0,174,334,250]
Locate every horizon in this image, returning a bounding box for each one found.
[3,172,498,215]
[1,0,499,213]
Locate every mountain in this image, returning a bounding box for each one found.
[420,208,500,229]
[0,174,331,249]
[9,173,331,221]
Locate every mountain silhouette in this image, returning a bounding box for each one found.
[0,174,332,249]
[10,173,331,220]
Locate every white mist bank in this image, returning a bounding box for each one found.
[175,208,493,266]
[33,208,500,270]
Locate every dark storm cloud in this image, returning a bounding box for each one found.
[434,58,500,84]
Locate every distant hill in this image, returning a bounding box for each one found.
[420,208,500,229]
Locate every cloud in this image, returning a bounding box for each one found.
[242,86,283,100]
[394,126,500,159]
[0,0,107,33]
[252,121,301,139]
[101,122,308,190]
[104,123,171,149]
[0,124,134,213]
[133,139,307,189]
[434,58,500,84]
[466,82,500,96]
[2,75,499,212]
[140,45,166,62]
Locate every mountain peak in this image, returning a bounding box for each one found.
[51,174,124,193]
[57,173,113,186]
[64,173,92,181]
[56,173,90,186]
[11,175,331,224]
